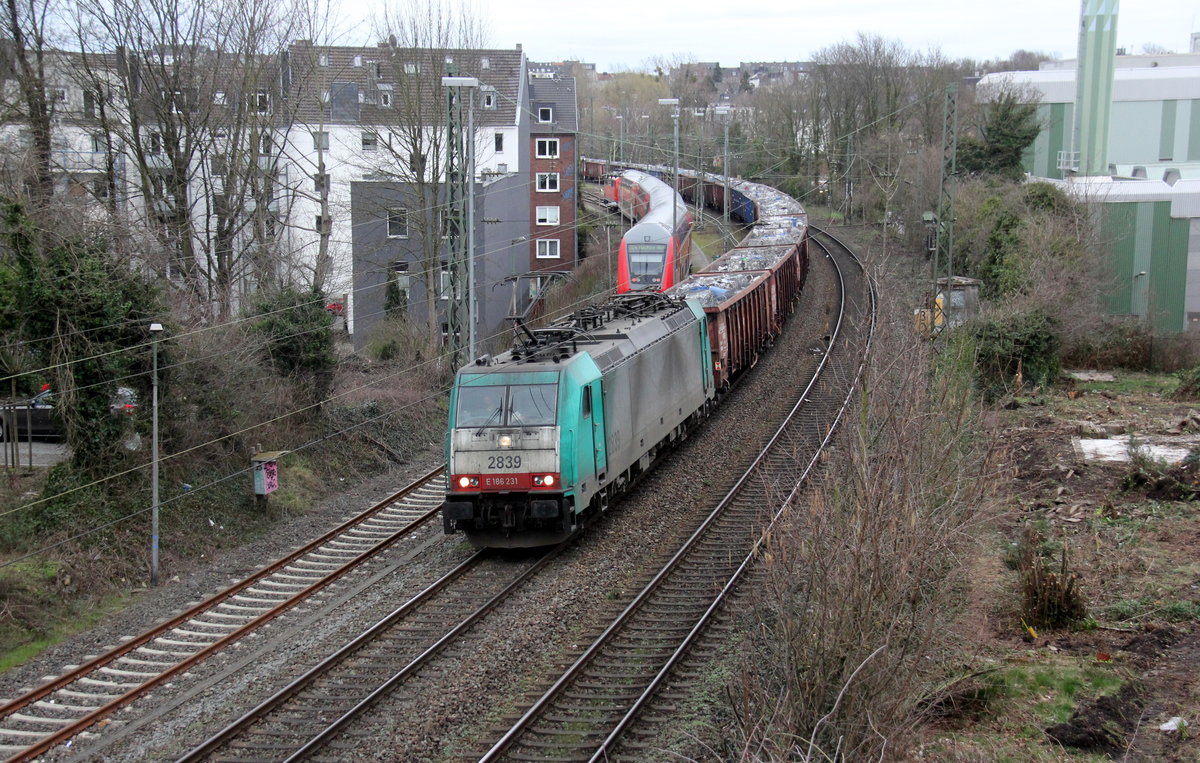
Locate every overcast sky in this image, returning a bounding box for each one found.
[479,1,1198,71]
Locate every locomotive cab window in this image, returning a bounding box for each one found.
[582,386,592,418]
[456,383,557,428]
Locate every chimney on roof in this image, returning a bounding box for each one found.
[516,43,522,51]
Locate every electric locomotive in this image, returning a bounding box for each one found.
[442,294,714,548]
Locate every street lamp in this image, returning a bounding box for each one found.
[149,322,164,586]
[614,115,624,163]
[658,98,680,260]
[714,106,732,236]
[638,115,649,163]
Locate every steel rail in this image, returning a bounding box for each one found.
[0,466,445,762]
[477,232,867,761]
[181,541,571,762]
[589,229,876,760]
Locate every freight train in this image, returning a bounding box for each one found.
[603,169,693,293]
[441,160,808,548]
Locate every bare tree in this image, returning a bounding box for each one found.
[363,0,490,346]
[2,0,58,204]
[71,0,301,319]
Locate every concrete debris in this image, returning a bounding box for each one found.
[1074,436,1197,464]
[1067,370,1116,382]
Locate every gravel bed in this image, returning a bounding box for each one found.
[330,250,840,762]
[12,249,839,762]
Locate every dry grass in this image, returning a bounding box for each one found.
[724,295,1005,760]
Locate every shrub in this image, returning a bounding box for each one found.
[966,310,1061,400]
[1060,316,1151,370]
[1017,525,1087,629]
[248,288,336,409]
[1175,366,1200,400]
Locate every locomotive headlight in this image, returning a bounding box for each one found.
[457,475,479,489]
[499,435,513,448]
[543,474,555,486]
[533,474,557,487]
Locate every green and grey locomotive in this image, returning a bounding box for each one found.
[442,293,715,547]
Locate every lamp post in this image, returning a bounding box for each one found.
[714,106,732,235]
[658,98,680,257]
[639,114,649,163]
[615,114,624,163]
[149,322,163,586]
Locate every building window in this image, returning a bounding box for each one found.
[387,208,408,238]
[259,134,273,155]
[162,89,185,114]
[83,88,101,118]
[380,91,393,108]
[536,239,561,259]
[319,54,328,67]
[213,90,226,106]
[353,55,362,67]
[253,91,271,114]
[404,62,418,74]
[147,132,162,154]
[535,138,559,159]
[480,57,490,69]
[90,134,105,153]
[536,206,559,226]
[373,61,383,79]
[497,163,508,174]
[362,131,378,151]
[439,265,451,300]
[538,106,553,123]
[389,261,411,306]
[536,172,559,192]
[211,155,227,176]
[313,172,329,193]
[312,131,329,150]
[483,92,496,109]
[494,132,504,152]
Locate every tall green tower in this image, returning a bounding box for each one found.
[1072,0,1119,176]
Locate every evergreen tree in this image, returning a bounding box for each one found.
[958,93,1041,180]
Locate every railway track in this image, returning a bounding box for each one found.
[173,227,872,761]
[0,467,447,762]
[176,546,569,762]
[478,227,874,761]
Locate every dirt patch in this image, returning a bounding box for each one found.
[1045,682,1144,755]
[922,375,1200,759]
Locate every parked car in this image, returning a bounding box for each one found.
[0,386,139,440]
[0,388,57,440]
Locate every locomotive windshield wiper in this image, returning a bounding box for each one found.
[475,405,504,436]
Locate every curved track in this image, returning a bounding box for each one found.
[0,468,446,762]
[478,227,874,761]
[177,227,873,761]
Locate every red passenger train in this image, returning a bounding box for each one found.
[604,169,693,293]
